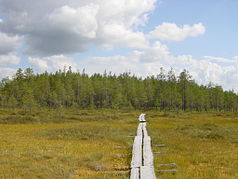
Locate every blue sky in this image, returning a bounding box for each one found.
[151,0,238,59]
[74,0,238,59]
[0,0,238,90]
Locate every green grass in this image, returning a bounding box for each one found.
[0,108,237,178]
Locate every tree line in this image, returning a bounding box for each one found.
[0,67,237,111]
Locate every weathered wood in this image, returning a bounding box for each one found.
[154,151,168,154]
[142,122,148,137]
[143,136,154,167]
[130,114,156,179]
[130,168,139,179]
[157,163,177,167]
[104,170,130,175]
[154,144,167,147]
[115,146,126,149]
[139,113,146,122]
[140,166,156,179]
[130,136,142,168]
[157,169,177,172]
[136,123,143,136]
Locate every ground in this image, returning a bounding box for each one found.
[0,108,237,178]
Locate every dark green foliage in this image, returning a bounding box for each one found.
[0,67,238,111]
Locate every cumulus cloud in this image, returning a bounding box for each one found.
[0,54,20,66]
[49,5,98,39]
[148,22,205,41]
[100,24,148,49]
[203,56,236,63]
[0,67,17,79]
[78,41,238,91]
[1,0,238,92]
[28,55,76,72]
[0,0,156,56]
[48,55,77,71]
[28,57,49,71]
[140,41,170,62]
[0,32,21,54]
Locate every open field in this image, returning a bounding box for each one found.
[0,108,238,178]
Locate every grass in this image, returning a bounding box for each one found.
[147,111,238,179]
[0,108,237,178]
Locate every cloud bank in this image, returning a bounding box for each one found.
[0,0,156,56]
[0,0,237,91]
[28,41,238,91]
[148,22,205,41]
[0,32,20,54]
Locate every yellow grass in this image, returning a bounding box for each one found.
[0,109,237,178]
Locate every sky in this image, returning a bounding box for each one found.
[0,0,238,91]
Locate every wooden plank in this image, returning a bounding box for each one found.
[154,144,167,147]
[130,168,139,179]
[143,136,154,167]
[157,169,177,173]
[130,114,156,179]
[130,136,142,168]
[142,122,148,137]
[154,151,168,154]
[139,113,146,122]
[140,166,156,179]
[157,163,177,167]
[136,123,143,136]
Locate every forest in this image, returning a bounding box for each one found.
[0,67,237,111]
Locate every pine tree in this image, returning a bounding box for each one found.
[0,67,237,112]
[22,88,36,113]
[179,69,192,111]
[7,95,18,109]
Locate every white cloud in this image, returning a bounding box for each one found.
[0,54,20,66]
[203,56,236,63]
[78,41,238,91]
[28,57,49,71]
[140,41,170,62]
[0,67,17,79]
[99,24,148,49]
[148,22,205,41]
[48,5,99,39]
[1,0,237,92]
[0,32,21,54]
[47,55,77,71]
[0,0,156,56]
[28,55,76,72]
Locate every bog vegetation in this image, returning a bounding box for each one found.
[0,109,237,178]
[0,67,238,111]
[0,67,237,178]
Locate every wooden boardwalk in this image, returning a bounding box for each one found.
[130,114,156,179]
